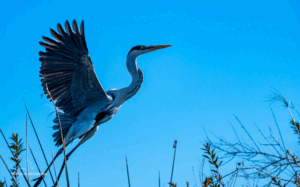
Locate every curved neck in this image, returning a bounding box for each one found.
[120,54,144,102]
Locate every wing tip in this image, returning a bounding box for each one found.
[72,20,79,34]
[80,20,85,35]
[57,23,66,35]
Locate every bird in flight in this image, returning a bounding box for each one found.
[33,20,171,186]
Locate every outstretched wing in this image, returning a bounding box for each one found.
[39,20,110,117]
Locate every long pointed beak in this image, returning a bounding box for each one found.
[150,45,172,51]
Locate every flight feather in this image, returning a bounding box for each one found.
[39,20,109,117]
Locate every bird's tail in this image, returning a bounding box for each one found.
[52,113,76,147]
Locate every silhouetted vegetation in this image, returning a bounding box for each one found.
[9,133,25,187]
[191,91,300,187]
[1,91,300,186]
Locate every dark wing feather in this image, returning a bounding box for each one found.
[39,20,109,117]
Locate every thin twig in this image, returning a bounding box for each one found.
[255,169,261,187]
[0,129,31,187]
[24,100,55,184]
[192,166,198,187]
[233,168,239,187]
[285,173,297,186]
[201,157,205,184]
[29,143,47,187]
[51,150,59,187]
[78,172,80,187]
[4,177,8,187]
[234,116,261,152]
[253,167,290,182]
[225,166,237,187]
[26,114,29,181]
[159,171,161,187]
[170,140,177,186]
[126,156,131,187]
[45,84,70,187]
[0,155,17,185]
[230,123,245,152]
[255,123,280,156]
[271,108,286,151]
[271,135,299,177]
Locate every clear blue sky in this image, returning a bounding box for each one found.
[1,0,300,186]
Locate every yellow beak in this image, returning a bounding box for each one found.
[151,45,172,51]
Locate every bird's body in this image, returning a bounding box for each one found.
[64,100,114,143]
[33,20,170,187]
[51,50,144,146]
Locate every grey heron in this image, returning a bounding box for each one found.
[33,20,171,186]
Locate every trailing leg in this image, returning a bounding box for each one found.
[53,126,98,187]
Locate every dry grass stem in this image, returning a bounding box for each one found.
[26,114,29,181]
[28,143,47,187]
[126,156,131,187]
[52,150,59,187]
[170,140,177,186]
[24,101,55,184]
[45,84,70,187]
[0,155,17,185]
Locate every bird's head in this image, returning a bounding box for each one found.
[127,45,172,58]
